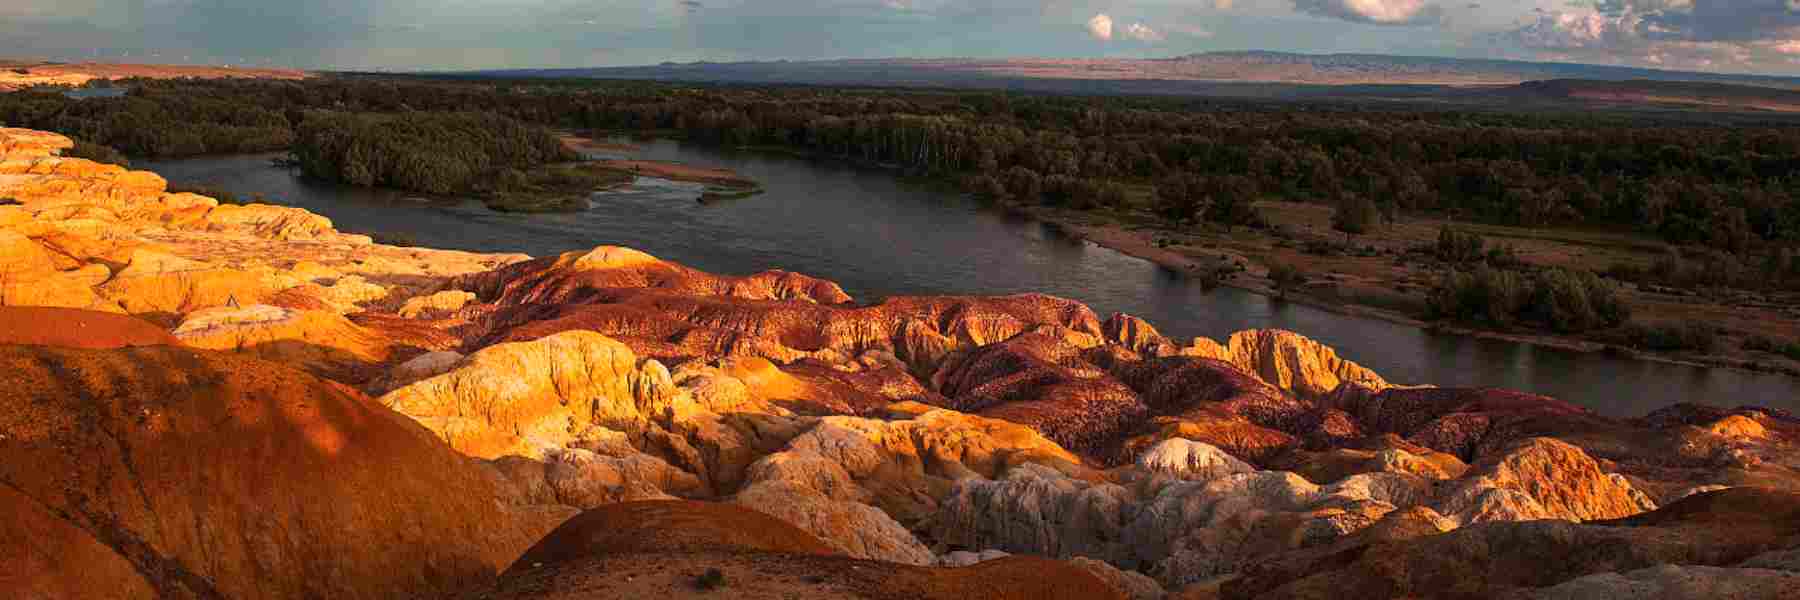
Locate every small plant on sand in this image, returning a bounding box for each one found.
[695,568,727,591]
[358,230,418,247]
[1744,334,1800,360]
[1331,191,1379,242]
[1268,261,1306,299]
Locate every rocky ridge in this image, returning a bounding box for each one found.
[3,127,1799,598]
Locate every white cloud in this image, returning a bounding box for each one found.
[1086,13,1114,40]
[1293,0,1445,26]
[1497,1,1800,70]
[1124,22,1164,42]
[1165,23,1215,38]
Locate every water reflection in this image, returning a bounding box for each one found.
[142,141,1800,416]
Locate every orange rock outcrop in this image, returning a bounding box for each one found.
[4,127,1799,599]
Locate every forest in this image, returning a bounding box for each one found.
[5,77,1800,250]
[9,77,1800,317]
[290,111,575,195]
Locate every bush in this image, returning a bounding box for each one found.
[1427,266,1627,332]
[695,568,727,590]
[1268,262,1306,298]
[1435,226,1485,263]
[963,173,1007,200]
[1331,192,1379,237]
[1744,335,1800,360]
[167,183,266,206]
[1643,247,1751,289]
[364,230,419,247]
[65,139,130,167]
[1618,320,1718,353]
[1427,264,1526,326]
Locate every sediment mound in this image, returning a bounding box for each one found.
[479,500,1125,600]
[1223,487,1800,599]
[0,306,179,348]
[0,344,563,599]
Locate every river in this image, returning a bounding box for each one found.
[141,141,1800,416]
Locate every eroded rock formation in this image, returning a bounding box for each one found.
[4,127,1798,599]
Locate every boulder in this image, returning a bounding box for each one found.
[367,350,465,395]
[1135,438,1256,481]
[172,305,393,380]
[1182,329,1391,401]
[202,203,338,240]
[379,330,686,459]
[733,479,936,565]
[398,289,476,318]
[1434,437,1656,526]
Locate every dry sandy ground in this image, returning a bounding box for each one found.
[0,61,309,91]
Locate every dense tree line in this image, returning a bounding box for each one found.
[8,76,1800,252]
[290,111,573,195]
[0,85,292,157]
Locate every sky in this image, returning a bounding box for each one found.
[4,1,1800,75]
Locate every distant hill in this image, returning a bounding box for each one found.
[1478,79,1800,112]
[474,51,1800,95]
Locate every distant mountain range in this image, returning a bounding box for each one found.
[474,51,1800,93]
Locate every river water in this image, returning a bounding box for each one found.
[142,141,1800,416]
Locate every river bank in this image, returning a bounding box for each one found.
[138,140,1800,415]
[1016,202,1800,379]
[609,129,1800,379]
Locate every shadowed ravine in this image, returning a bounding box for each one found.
[144,141,1800,416]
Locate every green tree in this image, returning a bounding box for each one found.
[1331,191,1379,241]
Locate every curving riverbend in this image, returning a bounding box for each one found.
[142,140,1800,416]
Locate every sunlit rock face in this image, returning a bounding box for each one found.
[0,343,564,600]
[5,127,1799,599]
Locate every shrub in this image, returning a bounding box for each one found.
[1268,262,1306,298]
[65,139,130,167]
[1528,269,1629,332]
[963,173,1007,200]
[1331,192,1379,238]
[364,230,419,247]
[1744,335,1800,360]
[696,568,727,590]
[1641,247,1750,289]
[1427,265,1523,325]
[1435,226,1485,263]
[1619,320,1718,353]
[167,184,269,206]
[1427,266,1627,332]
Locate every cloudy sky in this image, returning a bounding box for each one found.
[4,1,1800,75]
